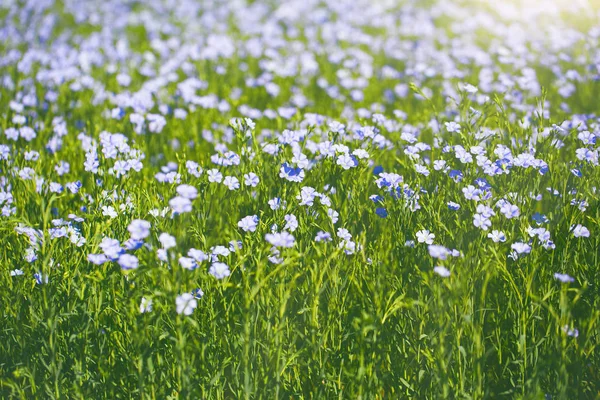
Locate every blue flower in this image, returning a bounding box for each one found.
[34,272,48,284]
[123,238,144,251]
[429,245,449,260]
[447,201,460,210]
[375,207,388,218]
[191,288,204,299]
[532,213,549,225]
[370,195,384,204]
[449,170,463,182]
[279,163,305,182]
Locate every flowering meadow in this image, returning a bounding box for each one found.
[1,0,600,398]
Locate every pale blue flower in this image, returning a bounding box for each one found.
[176,293,197,315]
[572,224,590,238]
[169,196,192,213]
[337,153,358,170]
[554,273,574,283]
[207,169,223,183]
[511,242,531,254]
[473,214,491,230]
[176,184,198,199]
[188,248,208,263]
[128,219,151,240]
[209,262,231,279]
[487,230,506,242]
[238,215,259,232]
[265,232,295,248]
[223,176,240,190]
[315,231,332,242]
[284,214,298,232]
[500,203,520,219]
[118,254,139,270]
[179,256,197,270]
[434,266,451,277]
[244,173,260,187]
[562,325,579,338]
[428,245,450,260]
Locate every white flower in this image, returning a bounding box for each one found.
[284,214,298,232]
[416,230,435,244]
[159,233,176,249]
[140,297,153,313]
[102,206,118,219]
